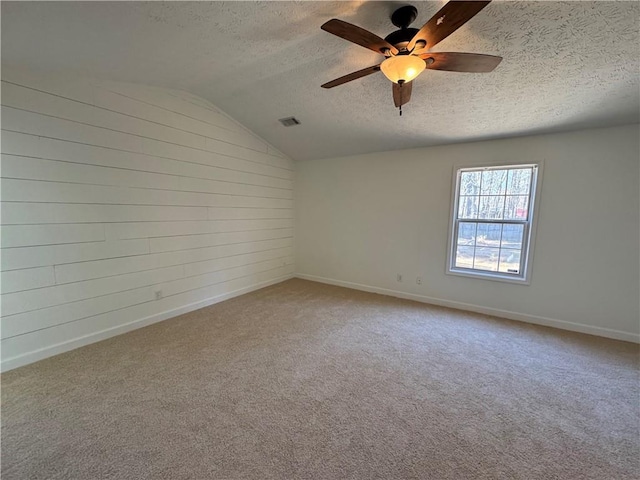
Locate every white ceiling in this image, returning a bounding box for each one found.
[2,1,639,161]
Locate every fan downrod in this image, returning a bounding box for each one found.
[391,5,418,29]
[386,6,420,50]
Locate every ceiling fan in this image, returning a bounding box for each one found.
[320,1,502,115]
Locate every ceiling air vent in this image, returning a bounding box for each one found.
[278,116,300,127]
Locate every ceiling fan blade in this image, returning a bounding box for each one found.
[392,81,413,107]
[322,19,399,56]
[418,52,502,72]
[321,65,381,89]
[407,1,491,52]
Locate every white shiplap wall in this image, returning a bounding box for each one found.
[0,68,295,371]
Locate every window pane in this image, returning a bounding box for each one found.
[501,224,524,249]
[450,165,538,281]
[499,249,521,274]
[473,247,499,271]
[481,170,507,195]
[458,196,478,219]
[455,246,475,269]
[506,168,532,195]
[457,222,477,245]
[504,195,529,220]
[476,223,502,247]
[460,171,481,195]
[478,196,505,219]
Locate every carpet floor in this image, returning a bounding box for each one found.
[2,278,638,479]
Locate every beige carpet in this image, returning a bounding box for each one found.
[2,279,638,479]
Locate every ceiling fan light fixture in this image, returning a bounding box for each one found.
[380,55,426,84]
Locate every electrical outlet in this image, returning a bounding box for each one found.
[397,274,403,283]
[416,276,423,285]
[155,290,163,300]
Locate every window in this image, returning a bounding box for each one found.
[447,163,540,283]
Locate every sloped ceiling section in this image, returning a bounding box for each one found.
[2,1,639,161]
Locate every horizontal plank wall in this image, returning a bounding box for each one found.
[0,68,295,371]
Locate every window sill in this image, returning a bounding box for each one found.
[446,268,531,285]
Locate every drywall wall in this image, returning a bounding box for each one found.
[295,125,640,342]
[1,68,294,371]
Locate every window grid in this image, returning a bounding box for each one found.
[455,221,529,274]
[449,164,538,281]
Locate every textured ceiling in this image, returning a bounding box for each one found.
[2,1,639,161]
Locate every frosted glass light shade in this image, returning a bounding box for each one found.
[380,55,426,84]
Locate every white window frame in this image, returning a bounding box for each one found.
[446,161,543,285]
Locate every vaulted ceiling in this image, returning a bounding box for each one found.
[2,1,639,161]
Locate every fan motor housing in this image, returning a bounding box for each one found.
[384,28,420,51]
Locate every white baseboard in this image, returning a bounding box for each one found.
[1,274,294,372]
[295,273,640,344]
